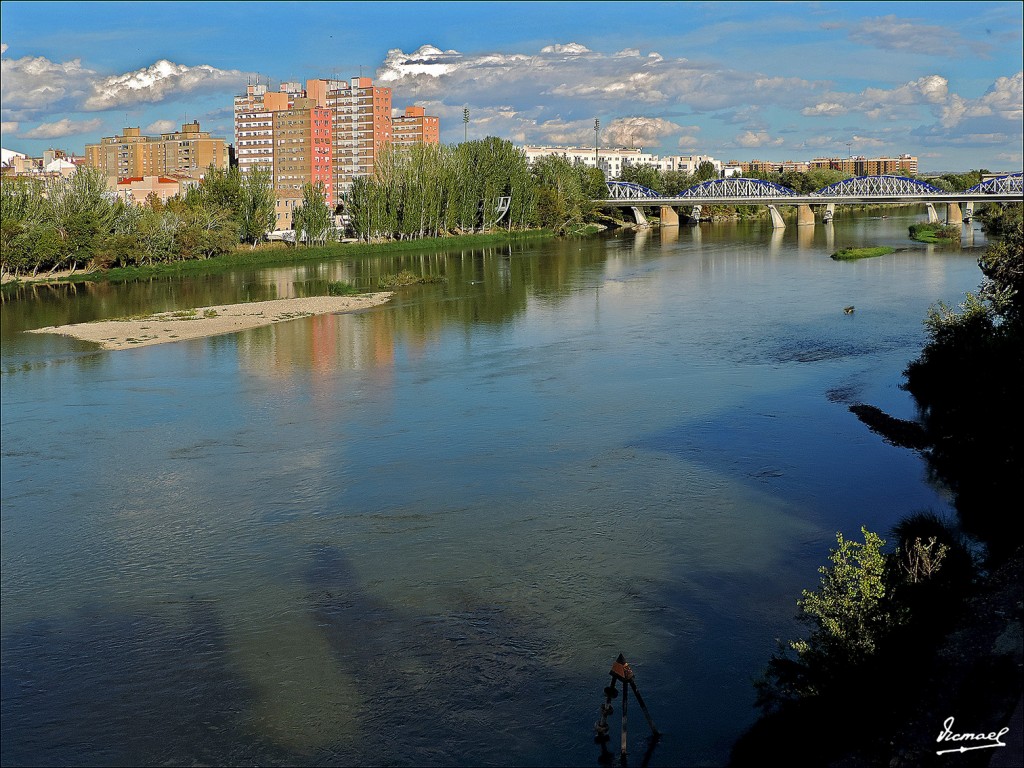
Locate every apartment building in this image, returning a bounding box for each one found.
[311,77,394,198]
[84,122,228,185]
[808,154,919,176]
[234,82,290,176]
[733,154,919,177]
[392,106,440,146]
[1,147,82,180]
[523,145,723,179]
[271,98,334,230]
[233,76,439,229]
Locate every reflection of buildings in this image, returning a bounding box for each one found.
[235,301,396,383]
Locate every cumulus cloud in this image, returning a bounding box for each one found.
[1,53,96,111]
[540,43,593,55]
[377,41,816,115]
[1,120,18,134]
[734,130,784,148]
[83,59,245,111]
[802,102,847,117]
[1,49,249,133]
[21,117,103,139]
[144,119,179,134]
[603,117,682,147]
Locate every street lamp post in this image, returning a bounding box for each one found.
[594,118,600,170]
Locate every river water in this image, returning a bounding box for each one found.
[0,213,987,766]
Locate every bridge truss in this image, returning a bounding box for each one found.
[602,173,1024,206]
[606,181,661,199]
[966,173,1023,195]
[673,177,798,198]
[811,175,943,197]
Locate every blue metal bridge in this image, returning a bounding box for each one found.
[598,173,1024,228]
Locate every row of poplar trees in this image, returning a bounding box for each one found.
[0,165,277,278]
[339,137,604,242]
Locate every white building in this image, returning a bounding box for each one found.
[522,145,723,179]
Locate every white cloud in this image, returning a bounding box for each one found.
[539,43,592,55]
[1,50,248,129]
[802,102,847,117]
[1,43,8,55]
[1,120,19,134]
[144,119,178,134]
[734,130,784,148]
[603,117,682,147]
[1,53,95,111]
[83,59,245,111]
[21,118,103,139]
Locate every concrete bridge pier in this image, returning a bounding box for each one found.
[964,202,974,222]
[660,206,679,227]
[946,203,963,225]
[926,203,940,223]
[767,205,786,230]
[630,206,649,227]
[689,205,702,224]
[822,203,835,222]
[797,204,815,226]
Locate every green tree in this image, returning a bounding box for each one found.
[292,182,333,246]
[530,155,593,234]
[617,161,661,191]
[237,166,276,245]
[46,167,120,273]
[694,161,718,183]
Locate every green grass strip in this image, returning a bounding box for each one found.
[831,246,897,261]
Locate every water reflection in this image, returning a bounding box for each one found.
[1,215,989,766]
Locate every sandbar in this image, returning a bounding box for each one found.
[27,293,393,351]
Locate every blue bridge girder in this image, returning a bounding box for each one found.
[966,173,1023,195]
[599,174,1024,207]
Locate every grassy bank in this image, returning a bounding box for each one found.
[831,246,897,261]
[4,229,556,290]
[908,222,961,243]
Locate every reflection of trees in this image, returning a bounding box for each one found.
[6,234,631,374]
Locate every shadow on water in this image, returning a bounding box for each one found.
[0,602,295,767]
[303,544,586,766]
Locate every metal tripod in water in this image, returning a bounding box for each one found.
[594,653,660,762]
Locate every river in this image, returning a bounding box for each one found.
[0,212,987,766]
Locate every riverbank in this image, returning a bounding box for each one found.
[1,230,556,289]
[25,293,392,350]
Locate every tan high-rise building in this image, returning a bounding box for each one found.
[309,77,393,199]
[271,98,334,230]
[392,106,440,147]
[85,122,228,185]
[233,76,439,229]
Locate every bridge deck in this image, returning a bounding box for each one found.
[598,193,1023,206]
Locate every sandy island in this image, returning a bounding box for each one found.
[27,293,393,351]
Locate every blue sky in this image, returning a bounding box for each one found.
[2,1,1022,171]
